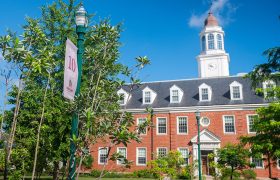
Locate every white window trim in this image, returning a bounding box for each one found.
[200,117,211,127]
[199,83,212,102]
[137,118,147,135]
[136,147,147,166]
[177,147,189,165]
[98,147,108,165]
[250,155,264,169]
[177,116,188,135]
[223,115,236,134]
[157,147,168,158]
[247,114,257,134]
[277,158,280,169]
[117,88,130,105]
[170,85,184,103]
[142,87,157,105]
[156,117,167,135]
[116,147,127,165]
[230,81,243,100]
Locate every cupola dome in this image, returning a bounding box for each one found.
[204,12,218,27]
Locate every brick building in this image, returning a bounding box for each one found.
[90,13,280,178]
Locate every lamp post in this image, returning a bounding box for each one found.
[195,109,202,180]
[68,5,87,180]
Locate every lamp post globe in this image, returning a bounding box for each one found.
[195,109,202,180]
[75,5,88,27]
[68,4,87,180]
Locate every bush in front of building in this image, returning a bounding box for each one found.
[147,150,188,179]
[176,163,196,179]
[133,169,154,178]
[241,169,256,180]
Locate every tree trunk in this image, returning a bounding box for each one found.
[230,166,234,180]
[31,74,50,180]
[53,161,60,180]
[267,153,272,179]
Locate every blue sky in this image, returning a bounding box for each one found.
[0,0,280,83]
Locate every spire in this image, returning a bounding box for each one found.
[204,12,219,27]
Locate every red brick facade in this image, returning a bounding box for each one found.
[90,109,280,178]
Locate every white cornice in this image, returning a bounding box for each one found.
[121,104,269,113]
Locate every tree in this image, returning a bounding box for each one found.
[0,0,150,179]
[212,144,250,180]
[241,46,280,179]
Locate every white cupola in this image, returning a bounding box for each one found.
[196,12,230,78]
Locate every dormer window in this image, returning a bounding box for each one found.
[199,83,212,101]
[142,87,157,104]
[230,81,243,100]
[263,80,276,99]
[118,93,125,104]
[172,90,179,102]
[208,33,214,50]
[144,91,151,103]
[170,85,183,103]
[117,88,130,105]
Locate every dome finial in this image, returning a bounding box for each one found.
[204,7,219,27]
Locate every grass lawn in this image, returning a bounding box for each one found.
[17,176,155,180]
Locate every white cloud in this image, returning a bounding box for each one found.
[188,0,237,28]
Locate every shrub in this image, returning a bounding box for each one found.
[177,164,196,179]
[242,169,256,180]
[221,168,241,180]
[133,169,154,178]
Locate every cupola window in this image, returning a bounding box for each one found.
[208,33,214,49]
[202,36,206,51]
[217,34,223,50]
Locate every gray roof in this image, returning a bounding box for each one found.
[121,76,267,109]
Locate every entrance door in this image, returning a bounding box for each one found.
[201,150,214,175]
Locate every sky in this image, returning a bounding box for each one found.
[0,0,280,84]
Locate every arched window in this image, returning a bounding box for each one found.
[202,36,206,51]
[217,34,223,50]
[208,34,214,49]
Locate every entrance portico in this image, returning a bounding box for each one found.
[191,129,221,176]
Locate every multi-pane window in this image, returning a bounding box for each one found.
[217,34,223,50]
[137,118,147,135]
[137,148,146,165]
[117,147,127,165]
[157,118,167,134]
[202,36,206,51]
[118,93,125,105]
[99,148,108,164]
[157,148,167,158]
[178,148,189,165]
[171,90,179,103]
[252,157,263,168]
[247,115,257,133]
[201,88,209,101]
[208,33,214,49]
[144,91,151,104]
[232,86,241,99]
[224,116,235,133]
[177,117,188,134]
